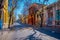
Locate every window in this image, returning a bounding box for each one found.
[55,10,60,25]
[47,8,53,25]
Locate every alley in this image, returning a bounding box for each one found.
[0,0,60,40]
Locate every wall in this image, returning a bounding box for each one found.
[3,0,9,28]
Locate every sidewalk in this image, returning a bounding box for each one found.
[0,21,59,40]
[0,27,59,40]
[36,27,60,39]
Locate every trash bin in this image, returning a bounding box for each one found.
[0,20,3,30]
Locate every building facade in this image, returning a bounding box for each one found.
[28,1,60,28]
[3,0,9,28]
[28,3,46,27]
[28,3,39,25]
[46,0,60,28]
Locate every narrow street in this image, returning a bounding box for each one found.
[0,21,60,40]
[0,0,60,40]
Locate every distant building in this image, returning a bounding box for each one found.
[20,15,25,23]
[28,3,39,25]
[25,15,28,24]
[28,3,46,27]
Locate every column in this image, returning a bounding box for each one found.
[3,0,9,28]
[52,7,55,26]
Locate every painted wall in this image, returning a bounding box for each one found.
[3,0,9,28]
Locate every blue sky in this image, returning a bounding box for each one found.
[8,0,58,19]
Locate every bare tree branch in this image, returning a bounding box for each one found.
[8,0,18,28]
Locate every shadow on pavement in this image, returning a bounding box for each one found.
[36,27,60,39]
[24,30,42,40]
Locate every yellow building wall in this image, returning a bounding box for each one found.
[3,0,9,28]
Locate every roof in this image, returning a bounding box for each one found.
[47,0,60,8]
[29,3,46,10]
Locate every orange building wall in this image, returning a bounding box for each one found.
[28,4,38,25]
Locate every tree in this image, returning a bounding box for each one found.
[8,0,18,28]
[39,0,48,27]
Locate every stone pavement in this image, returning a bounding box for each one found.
[0,27,59,40]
